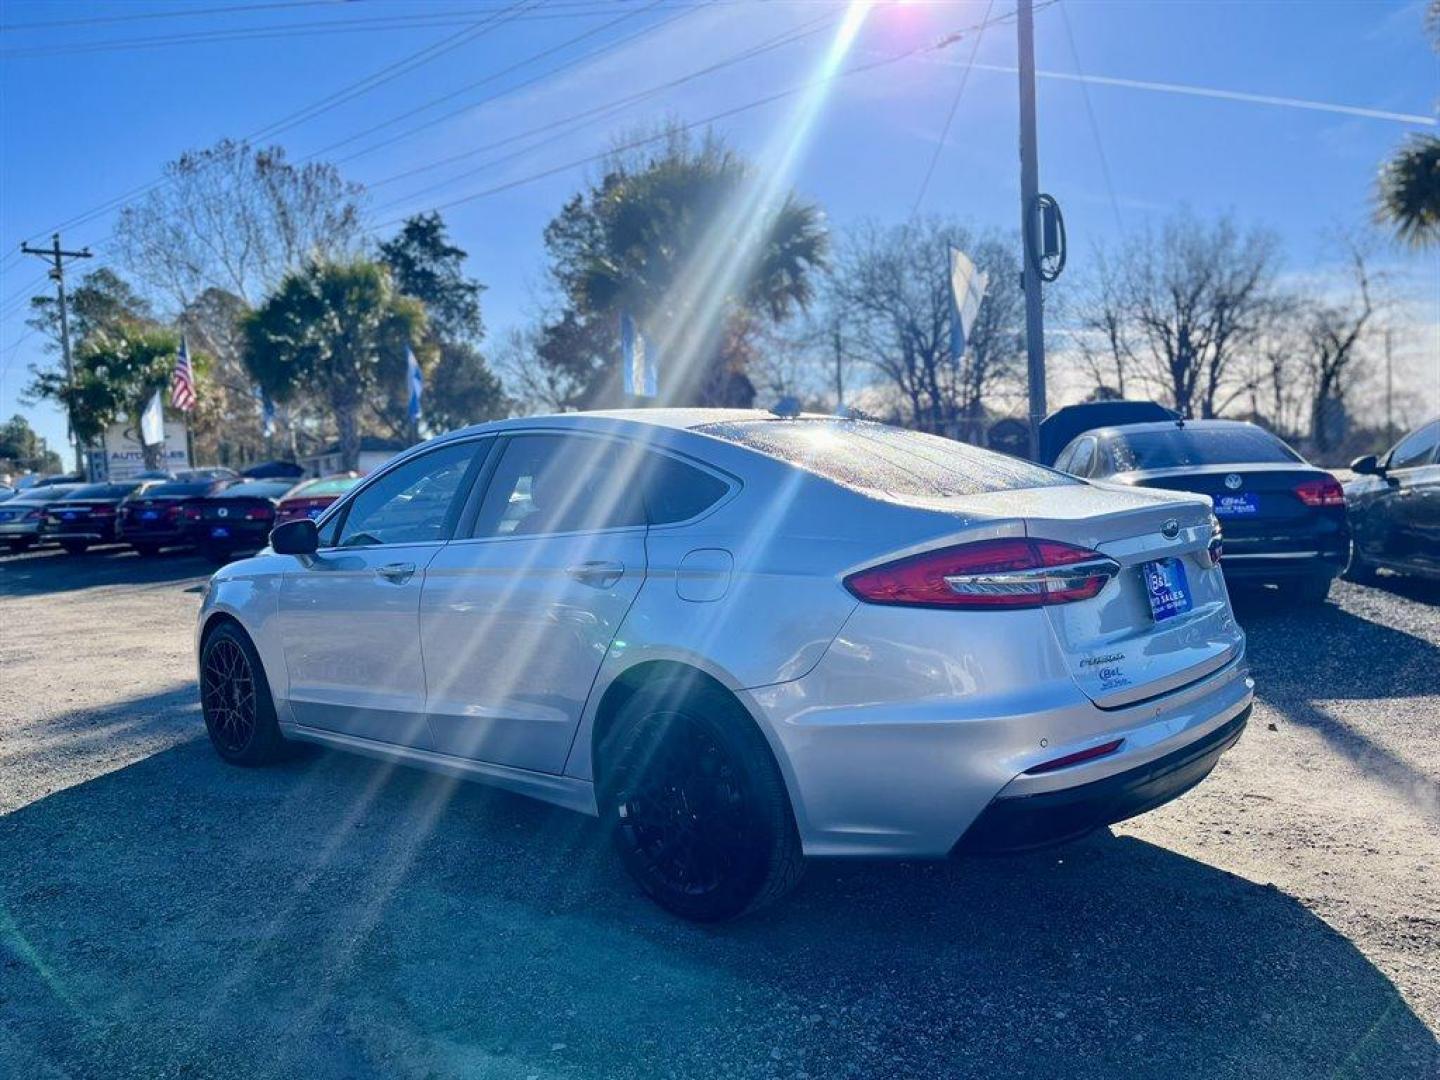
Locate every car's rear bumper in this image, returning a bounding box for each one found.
[1221,549,1346,583]
[0,522,42,538]
[953,705,1249,854]
[122,528,191,546]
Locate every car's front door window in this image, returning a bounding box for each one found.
[1387,422,1439,471]
[334,442,480,548]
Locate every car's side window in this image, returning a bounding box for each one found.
[1388,421,1439,471]
[642,454,731,525]
[333,442,480,548]
[1069,437,1097,477]
[471,434,647,539]
[1053,446,1075,474]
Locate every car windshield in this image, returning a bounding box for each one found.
[288,476,359,499]
[1109,427,1301,471]
[69,483,139,499]
[697,419,1074,498]
[144,482,213,498]
[222,481,294,499]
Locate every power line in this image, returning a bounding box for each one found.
[372,9,1022,231]
[362,13,835,211]
[1059,0,1122,233]
[306,0,681,164]
[910,0,994,217]
[20,0,542,246]
[0,2,680,60]
[0,0,339,33]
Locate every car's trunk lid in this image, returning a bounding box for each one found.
[911,482,1242,709]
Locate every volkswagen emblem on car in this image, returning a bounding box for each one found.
[1224,473,1243,490]
[217,507,229,518]
[1162,518,1180,539]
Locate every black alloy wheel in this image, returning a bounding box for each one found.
[199,623,286,766]
[601,686,804,921]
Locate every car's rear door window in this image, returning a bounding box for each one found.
[696,419,1073,498]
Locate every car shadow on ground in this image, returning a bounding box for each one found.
[1229,586,1440,819]
[3,699,1435,1080]
[0,545,212,597]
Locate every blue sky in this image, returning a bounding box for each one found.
[2,0,1437,455]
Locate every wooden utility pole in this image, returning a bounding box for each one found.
[1017,0,1046,460]
[20,233,92,472]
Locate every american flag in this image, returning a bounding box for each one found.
[171,334,196,412]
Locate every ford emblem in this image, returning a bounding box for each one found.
[1224,473,1243,490]
[1162,518,1180,539]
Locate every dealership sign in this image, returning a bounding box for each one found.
[97,419,190,480]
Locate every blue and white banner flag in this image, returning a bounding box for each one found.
[140,388,165,447]
[259,390,276,439]
[620,312,658,398]
[406,344,423,424]
[948,247,989,364]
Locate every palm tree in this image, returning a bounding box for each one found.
[1375,3,1440,247]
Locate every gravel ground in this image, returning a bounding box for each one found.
[1,546,1437,1079]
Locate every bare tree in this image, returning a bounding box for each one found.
[1087,212,1280,418]
[828,218,1024,439]
[115,139,364,463]
[1297,242,1377,452]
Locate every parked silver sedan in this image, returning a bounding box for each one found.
[196,410,1253,920]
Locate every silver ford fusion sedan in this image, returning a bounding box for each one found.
[197,410,1253,920]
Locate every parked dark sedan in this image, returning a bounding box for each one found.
[43,480,165,554]
[119,478,238,556]
[186,479,296,562]
[1053,419,1347,603]
[0,484,84,553]
[1344,418,1439,583]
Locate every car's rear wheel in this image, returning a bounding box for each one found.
[6,539,34,554]
[200,622,287,766]
[60,539,90,556]
[132,543,161,557]
[598,683,804,921]
[1279,575,1332,605]
[1343,540,1379,584]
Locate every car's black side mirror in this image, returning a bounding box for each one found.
[271,517,319,556]
[1349,454,1382,476]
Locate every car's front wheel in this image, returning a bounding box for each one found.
[200,622,287,766]
[598,683,804,921]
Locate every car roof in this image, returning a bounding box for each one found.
[439,408,785,441]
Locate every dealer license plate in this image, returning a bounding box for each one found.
[1214,493,1259,517]
[1142,558,1193,622]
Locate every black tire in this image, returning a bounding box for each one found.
[1343,540,1379,584]
[1279,576,1332,605]
[597,682,804,921]
[200,621,288,767]
[132,543,161,558]
[60,539,90,556]
[6,538,34,554]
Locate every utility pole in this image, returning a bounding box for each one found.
[1384,328,1394,445]
[20,233,92,472]
[832,321,845,411]
[1016,0,1046,460]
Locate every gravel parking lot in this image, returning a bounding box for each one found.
[2,547,1437,1079]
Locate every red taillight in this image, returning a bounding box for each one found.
[844,538,1120,610]
[24,509,43,521]
[244,506,273,521]
[93,506,116,516]
[182,505,201,520]
[1294,476,1344,508]
[1024,739,1125,775]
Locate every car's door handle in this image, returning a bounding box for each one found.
[567,560,624,588]
[375,561,416,583]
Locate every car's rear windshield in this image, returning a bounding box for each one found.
[144,482,213,498]
[696,419,1074,498]
[290,476,359,498]
[1109,427,1301,471]
[222,481,294,499]
[69,483,138,499]
[11,485,82,504]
